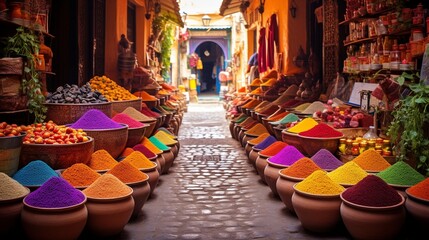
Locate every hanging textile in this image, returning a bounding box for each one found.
[258,27,267,73]
[267,14,279,69]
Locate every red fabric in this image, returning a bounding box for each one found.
[258,27,267,73]
[267,14,278,69]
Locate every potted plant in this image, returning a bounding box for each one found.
[1,26,47,122]
[387,71,429,176]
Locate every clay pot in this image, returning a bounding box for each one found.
[244,141,255,158]
[168,143,179,158]
[140,165,160,196]
[405,189,429,232]
[85,190,134,237]
[340,193,406,240]
[241,133,256,148]
[0,187,30,234]
[161,148,175,174]
[276,173,304,213]
[229,121,236,139]
[155,154,166,173]
[128,178,151,218]
[148,156,162,174]
[248,146,261,168]
[21,198,88,240]
[233,124,242,140]
[255,154,269,184]
[264,159,288,197]
[389,184,409,199]
[292,185,342,233]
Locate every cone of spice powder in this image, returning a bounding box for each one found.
[70,109,122,130]
[244,123,269,137]
[298,123,343,138]
[295,170,345,195]
[407,177,429,200]
[141,137,163,154]
[259,141,288,157]
[121,107,156,122]
[352,149,391,172]
[286,117,318,134]
[61,163,101,188]
[88,149,118,171]
[327,161,368,186]
[133,144,157,159]
[376,161,425,186]
[121,151,156,169]
[268,145,305,166]
[280,157,322,179]
[253,135,277,150]
[112,113,146,128]
[107,161,149,184]
[0,172,30,201]
[13,160,59,187]
[83,174,132,198]
[311,149,344,171]
[118,147,135,159]
[153,131,178,145]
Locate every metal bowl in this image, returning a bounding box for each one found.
[19,137,95,170]
[44,102,112,125]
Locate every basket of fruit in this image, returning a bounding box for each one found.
[19,121,94,170]
[0,122,27,176]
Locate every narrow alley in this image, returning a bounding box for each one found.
[111,101,351,240]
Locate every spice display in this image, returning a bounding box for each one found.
[13,160,59,186]
[122,107,156,122]
[248,133,271,145]
[265,111,289,122]
[287,118,318,134]
[352,149,391,172]
[61,163,101,187]
[88,149,119,170]
[254,101,272,112]
[156,127,177,139]
[298,123,343,138]
[122,151,156,169]
[141,107,161,119]
[149,136,170,151]
[253,135,277,150]
[407,177,429,200]
[112,113,146,128]
[244,123,268,136]
[311,149,344,170]
[341,175,402,207]
[259,141,288,157]
[24,177,86,208]
[141,137,163,154]
[70,109,123,129]
[269,145,305,166]
[83,173,132,198]
[89,75,138,101]
[45,83,108,104]
[327,161,368,185]
[295,170,345,195]
[153,131,178,145]
[280,157,322,179]
[0,172,30,200]
[133,144,157,159]
[241,99,262,109]
[270,113,299,126]
[107,161,149,184]
[376,161,425,186]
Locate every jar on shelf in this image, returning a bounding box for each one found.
[363,126,378,140]
[352,142,360,156]
[390,51,400,70]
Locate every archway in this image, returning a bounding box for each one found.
[194,41,225,94]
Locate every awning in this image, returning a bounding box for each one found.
[159,0,184,27]
[219,0,244,16]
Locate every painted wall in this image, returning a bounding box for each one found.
[246,0,307,76]
[105,0,151,81]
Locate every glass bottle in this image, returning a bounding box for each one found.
[338,138,347,154]
[363,126,378,140]
[345,139,354,155]
[352,142,360,156]
[367,140,376,150]
[359,141,368,154]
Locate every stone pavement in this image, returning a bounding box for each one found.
[116,102,351,240]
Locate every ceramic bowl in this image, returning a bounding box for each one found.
[140,120,157,138]
[83,124,128,159]
[19,137,95,170]
[125,124,148,148]
[298,135,343,156]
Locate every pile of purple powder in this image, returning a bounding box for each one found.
[268,145,305,166]
[254,135,277,151]
[311,149,344,171]
[70,109,123,129]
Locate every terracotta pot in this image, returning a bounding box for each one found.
[255,154,269,184]
[229,121,236,139]
[277,173,304,213]
[405,189,429,232]
[155,154,165,173]
[0,187,30,234]
[292,186,343,233]
[244,141,254,158]
[168,143,179,158]
[21,198,88,240]
[85,190,134,237]
[128,178,151,218]
[161,148,174,174]
[233,124,242,140]
[248,146,261,168]
[264,159,288,197]
[241,133,256,148]
[340,193,406,240]
[140,165,160,196]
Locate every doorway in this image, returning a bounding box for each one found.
[194,41,224,95]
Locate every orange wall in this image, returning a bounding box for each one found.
[247,0,307,75]
[105,0,151,81]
